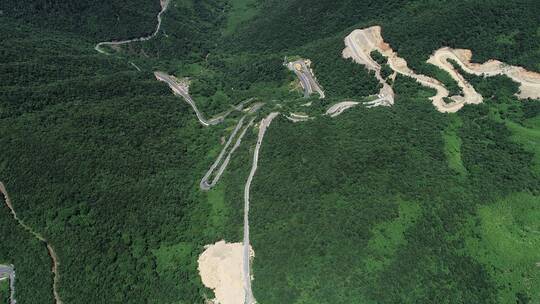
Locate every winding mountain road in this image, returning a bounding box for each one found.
[0,265,15,304]
[287,60,325,99]
[0,182,62,304]
[155,72,255,127]
[155,72,222,126]
[200,116,247,190]
[95,0,170,54]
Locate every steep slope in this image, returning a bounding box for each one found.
[1,0,539,303]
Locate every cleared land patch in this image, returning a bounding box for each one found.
[442,115,467,176]
[198,241,251,304]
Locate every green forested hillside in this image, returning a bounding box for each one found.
[0,0,160,40]
[246,75,539,304]
[0,0,539,303]
[0,17,236,303]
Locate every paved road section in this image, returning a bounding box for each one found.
[155,72,256,127]
[0,265,16,304]
[287,60,325,99]
[95,0,170,54]
[203,118,256,191]
[200,116,246,190]
[155,72,221,126]
[325,101,360,117]
[243,112,279,304]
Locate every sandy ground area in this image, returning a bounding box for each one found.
[344,26,540,113]
[198,241,254,304]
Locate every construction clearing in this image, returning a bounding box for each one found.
[343,25,540,113]
[198,241,250,304]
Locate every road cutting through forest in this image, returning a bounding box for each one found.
[197,113,279,304]
[325,101,360,117]
[242,112,279,304]
[155,72,255,127]
[344,25,540,112]
[95,0,170,54]
[0,182,62,304]
[200,116,257,191]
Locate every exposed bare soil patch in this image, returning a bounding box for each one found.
[198,241,253,304]
[343,26,540,112]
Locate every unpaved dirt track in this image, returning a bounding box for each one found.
[345,26,461,111]
[0,182,62,304]
[95,0,170,54]
[243,112,279,304]
[344,26,540,112]
[0,265,16,304]
[343,28,395,107]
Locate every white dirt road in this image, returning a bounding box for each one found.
[428,47,540,100]
[344,26,540,113]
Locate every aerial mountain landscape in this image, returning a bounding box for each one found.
[0,0,539,303]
